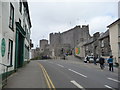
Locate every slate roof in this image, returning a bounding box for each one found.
[98,30,109,40]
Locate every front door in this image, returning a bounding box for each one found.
[15,22,25,69]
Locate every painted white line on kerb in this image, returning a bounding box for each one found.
[104,85,114,89]
[108,78,120,83]
[57,64,64,68]
[68,69,87,78]
[71,80,85,89]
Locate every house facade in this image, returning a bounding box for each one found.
[83,37,94,57]
[0,0,32,87]
[108,18,120,63]
[83,32,100,58]
[98,30,111,57]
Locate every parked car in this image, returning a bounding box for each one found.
[84,56,99,63]
[84,56,94,63]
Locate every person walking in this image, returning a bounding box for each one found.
[99,56,105,70]
[108,56,114,72]
[94,56,97,65]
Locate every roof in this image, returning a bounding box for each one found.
[98,30,109,40]
[107,18,120,28]
[83,37,94,46]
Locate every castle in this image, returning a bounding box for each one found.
[49,25,91,58]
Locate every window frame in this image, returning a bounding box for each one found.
[19,0,22,14]
[9,3,14,31]
[8,39,13,66]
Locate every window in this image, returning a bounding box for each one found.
[101,40,104,47]
[7,39,13,66]
[19,19,21,25]
[9,3,14,30]
[19,0,22,14]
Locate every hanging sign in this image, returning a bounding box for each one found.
[1,38,6,57]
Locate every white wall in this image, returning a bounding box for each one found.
[1,1,21,73]
[0,1,2,89]
[0,1,2,73]
[109,23,119,63]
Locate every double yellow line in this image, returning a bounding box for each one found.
[38,63,56,90]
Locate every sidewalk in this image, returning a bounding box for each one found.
[4,61,46,88]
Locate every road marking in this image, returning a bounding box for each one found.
[38,63,51,89]
[105,85,112,89]
[43,67,56,89]
[107,78,120,83]
[68,69,87,78]
[57,64,64,68]
[38,63,56,90]
[71,80,85,89]
[104,85,116,90]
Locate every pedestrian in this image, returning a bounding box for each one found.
[108,56,114,72]
[94,56,97,65]
[99,56,105,70]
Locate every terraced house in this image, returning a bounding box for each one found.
[0,0,32,87]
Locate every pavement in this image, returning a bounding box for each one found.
[4,61,46,88]
[3,56,119,89]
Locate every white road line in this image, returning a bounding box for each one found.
[108,78,120,83]
[71,80,85,89]
[68,69,87,78]
[104,85,116,90]
[57,64,64,68]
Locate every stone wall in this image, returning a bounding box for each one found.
[49,25,91,57]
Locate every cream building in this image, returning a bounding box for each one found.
[0,0,32,87]
[107,18,120,64]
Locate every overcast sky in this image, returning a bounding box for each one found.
[28,0,119,48]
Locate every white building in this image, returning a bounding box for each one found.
[107,19,120,64]
[0,1,2,89]
[0,0,32,87]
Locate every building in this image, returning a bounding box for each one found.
[83,32,100,58]
[40,39,48,52]
[49,25,90,58]
[31,47,40,59]
[0,0,32,87]
[83,37,94,56]
[0,1,2,89]
[98,30,111,57]
[107,18,120,63]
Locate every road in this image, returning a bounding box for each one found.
[4,58,119,89]
[38,59,119,89]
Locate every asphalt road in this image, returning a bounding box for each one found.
[38,59,119,89]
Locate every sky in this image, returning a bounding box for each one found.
[28,0,119,48]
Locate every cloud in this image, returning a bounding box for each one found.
[88,16,117,35]
[28,0,119,2]
[29,2,118,48]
